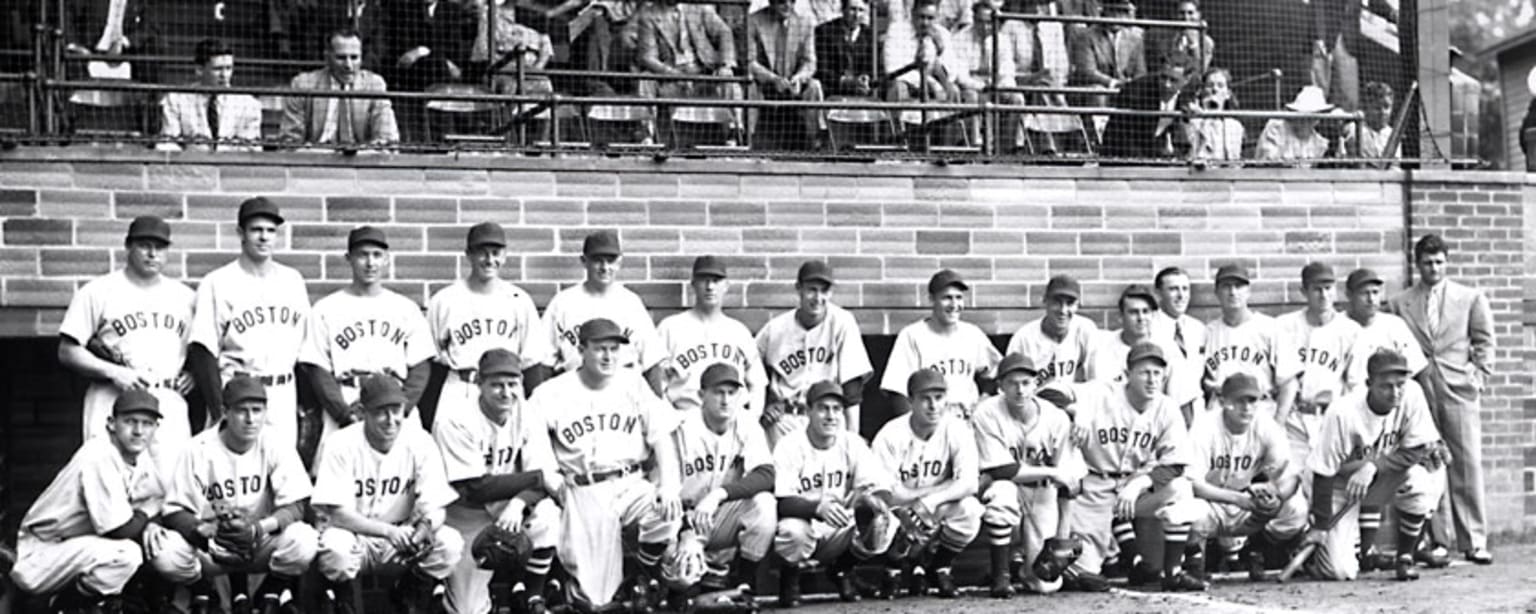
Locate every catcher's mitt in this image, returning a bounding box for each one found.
[471,523,532,571]
[1243,485,1284,517]
[660,531,707,590]
[396,517,436,565]
[886,504,939,561]
[850,509,898,559]
[211,507,261,569]
[1031,536,1083,583]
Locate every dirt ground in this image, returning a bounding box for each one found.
[786,543,1536,614]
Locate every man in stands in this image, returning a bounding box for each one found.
[883,0,955,105]
[158,38,262,151]
[1069,0,1145,110]
[279,29,400,148]
[814,0,878,99]
[1099,63,1188,159]
[747,0,827,150]
[947,0,1023,148]
[382,0,477,141]
[634,0,743,144]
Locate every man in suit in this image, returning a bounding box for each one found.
[946,0,1021,148]
[635,0,742,141]
[279,29,401,147]
[1387,234,1496,566]
[158,38,262,151]
[813,0,877,98]
[382,0,477,141]
[1068,0,1144,109]
[882,0,954,104]
[747,0,825,148]
[1099,63,1184,159]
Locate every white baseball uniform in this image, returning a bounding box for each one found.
[1186,412,1306,541]
[675,412,776,568]
[879,318,1002,415]
[1276,310,1361,467]
[1004,316,1097,387]
[60,270,195,473]
[1202,313,1301,415]
[542,284,662,374]
[657,310,767,414]
[427,280,553,428]
[870,415,984,555]
[1344,314,1428,391]
[755,305,872,445]
[771,431,892,565]
[190,261,311,448]
[312,423,464,582]
[1151,311,1207,409]
[1082,330,1183,391]
[299,288,436,437]
[972,396,1081,593]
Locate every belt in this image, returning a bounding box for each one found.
[567,463,644,487]
[1089,470,1131,479]
[236,372,293,386]
[143,378,179,389]
[1294,402,1327,416]
[454,369,479,384]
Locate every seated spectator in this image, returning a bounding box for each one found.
[636,0,743,141]
[1257,84,1331,162]
[883,0,955,104]
[1099,63,1185,159]
[1158,0,1212,77]
[946,0,1021,147]
[556,0,641,95]
[1346,81,1399,159]
[157,38,262,151]
[384,0,477,141]
[469,0,555,96]
[61,0,159,85]
[1004,0,1082,154]
[279,29,400,147]
[747,0,827,148]
[1186,67,1242,161]
[1068,0,1145,109]
[814,0,880,98]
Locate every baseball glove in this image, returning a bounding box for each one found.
[211,508,262,569]
[850,509,898,559]
[660,531,707,590]
[886,504,939,561]
[1031,536,1083,582]
[396,517,436,565]
[471,523,532,571]
[1243,485,1284,516]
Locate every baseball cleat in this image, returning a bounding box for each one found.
[1061,571,1110,593]
[830,570,861,603]
[1358,547,1395,573]
[1160,572,1209,592]
[1415,545,1451,569]
[776,565,801,609]
[874,568,902,600]
[931,568,959,599]
[1394,555,1420,581]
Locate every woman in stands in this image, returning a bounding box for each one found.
[1186,68,1243,161]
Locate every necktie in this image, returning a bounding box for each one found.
[338,83,356,145]
[206,95,220,140]
[1174,320,1187,358]
[1427,286,1440,332]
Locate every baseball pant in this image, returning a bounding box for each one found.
[982,481,1063,593]
[1310,464,1445,581]
[559,474,680,608]
[444,499,561,614]
[433,377,480,432]
[150,522,319,583]
[901,497,982,559]
[9,533,143,597]
[1066,475,1202,576]
[317,525,465,582]
[702,492,777,564]
[1190,491,1307,542]
[774,506,897,566]
[1285,409,1325,500]
[82,382,192,478]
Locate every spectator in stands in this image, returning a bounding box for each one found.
[59,0,160,85]
[1004,0,1081,154]
[555,0,641,95]
[814,0,880,98]
[1098,62,1185,159]
[1347,81,1399,159]
[1310,0,1395,112]
[279,29,400,147]
[1257,84,1331,162]
[947,0,1022,147]
[747,0,827,149]
[469,0,555,96]
[635,0,742,142]
[291,0,385,67]
[157,39,262,152]
[1186,67,1242,161]
[1068,0,1144,109]
[384,0,477,141]
[883,0,955,104]
[1159,0,1212,77]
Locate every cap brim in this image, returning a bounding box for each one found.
[350,239,389,250]
[584,248,622,257]
[117,407,163,418]
[127,233,171,245]
[241,212,285,225]
[583,334,630,344]
[800,275,835,286]
[1216,275,1250,285]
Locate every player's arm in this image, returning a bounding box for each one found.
[719,464,775,501]
[318,504,403,538]
[161,509,215,548]
[401,360,432,412]
[449,472,547,506]
[259,501,306,535]
[57,335,144,389]
[1189,478,1251,508]
[1272,376,1299,427]
[296,363,353,426]
[522,364,552,396]
[643,364,667,398]
[886,391,911,417]
[987,462,1065,487]
[840,375,867,430]
[188,343,225,422]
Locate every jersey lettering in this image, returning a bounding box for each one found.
[1208,454,1255,471]
[898,460,949,483]
[333,319,411,351]
[1009,445,1056,466]
[109,311,189,338]
[447,318,521,350]
[924,358,973,377]
[1205,345,1269,371]
[674,343,753,372]
[484,447,518,470]
[224,305,304,336]
[1096,427,1156,450]
[558,413,643,445]
[1297,347,1341,373]
[353,476,415,498]
[797,471,847,492]
[776,347,836,376]
[1350,431,1401,463]
[1036,359,1078,385]
[203,475,264,502]
[682,454,743,478]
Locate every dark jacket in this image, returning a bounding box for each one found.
[813,17,878,97]
[1100,73,1184,159]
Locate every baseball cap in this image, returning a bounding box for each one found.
[1366,350,1412,377]
[237,196,284,226]
[347,225,389,251]
[996,353,1039,378]
[1347,268,1384,292]
[692,255,728,279]
[1126,341,1167,368]
[797,260,835,286]
[113,388,162,418]
[126,216,172,245]
[577,318,629,344]
[700,363,743,389]
[1301,262,1336,287]
[1119,284,1159,311]
[359,374,407,412]
[927,269,968,295]
[906,368,948,396]
[1045,275,1081,301]
[222,375,267,407]
[1219,373,1263,401]
[806,380,848,406]
[582,230,622,257]
[466,222,507,249]
[1215,263,1250,285]
[478,348,523,379]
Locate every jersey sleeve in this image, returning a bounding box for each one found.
[740,423,773,470]
[879,328,919,396]
[426,290,451,361]
[975,328,1003,378]
[310,440,354,508]
[516,293,555,370]
[971,407,1014,471]
[848,438,892,493]
[433,415,487,483]
[629,299,665,371]
[1306,408,1350,478]
[411,433,460,514]
[642,379,683,446]
[539,296,568,370]
[189,273,222,352]
[401,300,436,366]
[1004,328,1025,357]
[296,300,332,370]
[1051,416,1087,480]
[835,311,873,383]
[58,281,101,345]
[870,425,901,473]
[1184,422,1214,483]
[1153,403,1193,466]
[1270,325,1302,384]
[164,445,208,516]
[1397,383,1440,450]
[268,444,315,507]
[772,440,805,497]
[81,455,137,533]
[741,325,769,415]
[948,421,980,485]
[1395,319,1430,377]
[1257,418,1292,479]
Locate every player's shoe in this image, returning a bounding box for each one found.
[830,569,861,603]
[326,582,361,614]
[1465,548,1493,565]
[1394,555,1420,581]
[522,594,548,614]
[1060,570,1110,593]
[1358,546,1395,573]
[1414,543,1451,569]
[776,563,802,609]
[1160,572,1209,592]
[931,567,959,599]
[1127,563,1160,587]
[873,567,902,600]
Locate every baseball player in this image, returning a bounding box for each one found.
[1084,284,1183,391]
[1185,374,1307,582]
[664,363,776,604]
[973,353,1083,598]
[426,222,554,430]
[527,318,682,610]
[541,230,666,393]
[433,349,560,614]
[1150,267,1207,425]
[657,256,767,414]
[152,375,317,611]
[1005,275,1097,389]
[869,369,982,599]
[1275,263,1360,477]
[880,270,1002,418]
[1344,268,1428,392]
[1058,342,1206,592]
[1203,264,1301,426]
[188,196,311,449]
[298,226,435,448]
[58,215,195,475]
[1301,350,1449,581]
[756,261,873,448]
[10,390,174,612]
[312,375,464,613]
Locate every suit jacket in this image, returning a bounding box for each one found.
[1069,25,1144,87]
[279,68,401,145]
[813,17,877,95]
[1099,74,1181,158]
[636,4,736,73]
[383,0,477,67]
[158,90,263,151]
[747,9,816,84]
[1388,281,1495,404]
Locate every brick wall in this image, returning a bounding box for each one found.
[0,150,1530,539]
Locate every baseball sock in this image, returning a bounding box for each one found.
[988,544,1011,584]
[1395,511,1426,560]
[1162,523,1191,577]
[930,544,962,571]
[525,547,555,594]
[729,554,763,591]
[984,522,1013,548]
[1112,520,1137,571]
[638,542,668,575]
[1358,507,1383,553]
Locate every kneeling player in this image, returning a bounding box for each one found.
[313,376,464,613]
[869,369,982,599]
[1186,374,1306,581]
[773,381,895,608]
[155,376,318,612]
[434,349,560,614]
[973,353,1082,597]
[1302,351,1448,582]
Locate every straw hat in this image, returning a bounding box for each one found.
[1284,85,1334,113]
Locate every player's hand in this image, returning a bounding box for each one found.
[109,365,149,391]
[816,500,852,528]
[1247,482,1277,500]
[386,524,417,554]
[174,371,194,395]
[1114,489,1140,520]
[658,491,683,523]
[1301,527,1327,547]
[759,402,785,430]
[495,499,528,533]
[1344,462,1376,502]
[689,489,725,536]
[141,523,170,559]
[1070,424,1091,447]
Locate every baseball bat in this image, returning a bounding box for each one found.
[1277,499,1360,583]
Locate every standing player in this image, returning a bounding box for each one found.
[188,197,311,448]
[1084,285,1182,390]
[1344,268,1427,392]
[433,349,560,614]
[298,226,435,443]
[1302,350,1448,581]
[1203,264,1301,426]
[880,270,1002,418]
[58,216,195,474]
[1274,263,1360,475]
[427,222,554,429]
[772,381,894,608]
[1006,275,1096,389]
[153,376,318,610]
[973,353,1082,598]
[542,230,666,393]
[312,376,464,613]
[869,370,982,599]
[527,318,682,609]
[1150,267,1207,424]
[657,256,767,414]
[756,261,873,447]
